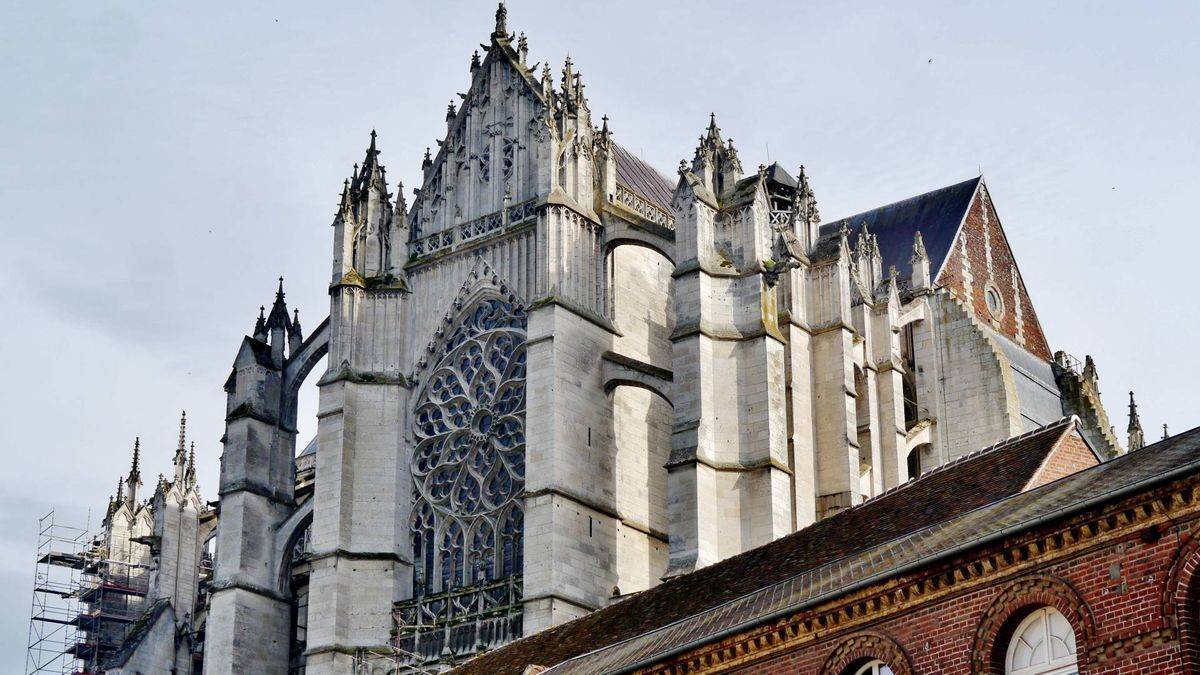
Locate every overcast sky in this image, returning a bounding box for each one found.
[2,1,1197,670]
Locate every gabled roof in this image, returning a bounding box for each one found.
[452,417,1115,675]
[819,176,981,279]
[613,143,674,213]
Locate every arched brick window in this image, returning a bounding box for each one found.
[972,575,1094,674]
[1004,606,1078,674]
[823,632,912,675]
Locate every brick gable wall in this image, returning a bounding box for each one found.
[936,185,1053,361]
[1025,429,1100,491]
[683,485,1199,675]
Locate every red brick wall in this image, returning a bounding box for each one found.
[936,185,1053,361]
[731,516,1198,674]
[1026,430,1100,490]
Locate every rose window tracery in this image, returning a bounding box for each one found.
[410,294,526,600]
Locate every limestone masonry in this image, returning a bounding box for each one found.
[28,5,1151,674]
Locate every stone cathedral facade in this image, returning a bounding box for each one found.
[53,5,1139,674]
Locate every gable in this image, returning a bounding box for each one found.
[1025,427,1100,490]
[936,181,1053,360]
[408,42,546,239]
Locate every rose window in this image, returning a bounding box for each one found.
[410,294,526,596]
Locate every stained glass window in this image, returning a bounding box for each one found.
[410,293,526,599]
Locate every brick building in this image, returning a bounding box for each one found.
[457,418,1200,674]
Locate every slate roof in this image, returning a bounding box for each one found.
[448,416,1160,675]
[818,176,981,279]
[613,143,675,213]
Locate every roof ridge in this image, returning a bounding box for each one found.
[824,175,981,228]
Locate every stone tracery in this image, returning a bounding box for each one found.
[410,292,527,598]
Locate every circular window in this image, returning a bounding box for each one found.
[985,284,1005,319]
[853,660,895,675]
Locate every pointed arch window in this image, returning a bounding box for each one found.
[410,291,526,602]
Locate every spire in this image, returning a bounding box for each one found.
[1163,424,1170,440]
[1127,391,1145,451]
[492,2,508,40]
[253,305,267,341]
[186,442,197,487]
[290,308,302,337]
[265,277,290,331]
[116,476,125,506]
[394,181,407,218]
[174,410,188,482]
[130,437,141,482]
[125,437,142,505]
[911,229,931,291]
[690,113,741,195]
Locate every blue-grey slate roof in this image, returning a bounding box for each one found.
[613,144,675,213]
[820,176,981,280]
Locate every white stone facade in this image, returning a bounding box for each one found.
[188,5,1130,674]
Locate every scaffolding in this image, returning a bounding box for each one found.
[25,510,88,675]
[25,509,152,675]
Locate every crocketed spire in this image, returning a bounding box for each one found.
[1127,391,1145,451]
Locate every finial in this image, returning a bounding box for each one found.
[471,50,481,71]
[369,128,377,152]
[493,2,508,39]
[422,147,432,170]
[678,159,688,176]
[177,410,187,453]
[447,100,457,120]
[1163,423,1170,440]
[131,437,141,476]
[518,32,528,60]
[276,276,285,299]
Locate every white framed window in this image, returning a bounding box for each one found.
[853,660,894,675]
[985,283,1005,319]
[1005,606,1078,675]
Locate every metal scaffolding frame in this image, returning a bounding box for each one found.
[25,510,89,675]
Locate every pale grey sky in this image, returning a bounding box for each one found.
[2,1,1197,670]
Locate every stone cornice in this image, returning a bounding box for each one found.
[635,476,1200,674]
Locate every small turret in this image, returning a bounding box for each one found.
[796,165,820,249]
[911,230,931,291]
[1127,391,1145,451]
[289,308,304,355]
[266,278,290,365]
[253,306,267,342]
[690,114,743,198]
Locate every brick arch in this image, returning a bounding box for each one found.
[1163,527,1200,674]
[970,574,1095,674]
[822,631,913,675]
